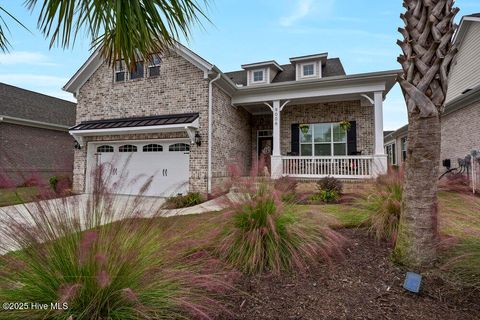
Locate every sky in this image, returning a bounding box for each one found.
[1,0,480,130]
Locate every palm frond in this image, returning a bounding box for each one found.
[24,0,211,68]
[0,6,31,52]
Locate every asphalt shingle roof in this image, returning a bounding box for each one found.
[0,83,76,126]
[70,113,199,131]
[224,58,346,86]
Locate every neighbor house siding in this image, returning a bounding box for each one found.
[211,86,251,189]
[280,101,375,156]
[73,50,210,194]
[440,100,480,169]
[446,23,480,103]
[0,123,74,185]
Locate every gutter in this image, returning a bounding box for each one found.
[0,115,70,132]
[207,73,222,194]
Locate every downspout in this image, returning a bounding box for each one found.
[208,73,222,194]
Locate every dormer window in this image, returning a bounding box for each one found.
[130,60,144,80]
[253,69,265,83]
[302,63,315,77]
[114,60,126,82]
[148,54,162,77]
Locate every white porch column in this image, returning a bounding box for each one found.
[373,91,388,177]
[270,100,283,178]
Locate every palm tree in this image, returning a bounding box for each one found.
[396,0,459,266]
[1,0,210,67]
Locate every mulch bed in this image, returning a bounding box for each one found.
[220,229,479,320]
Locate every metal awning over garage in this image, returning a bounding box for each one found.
[70,113,199,146]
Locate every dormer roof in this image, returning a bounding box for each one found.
[289,53,328,63]
[241,60,284,71]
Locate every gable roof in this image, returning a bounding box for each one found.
[453,13,480,45]
[225,58,346,86]
[63,42,214,94]
[0,83,76,127]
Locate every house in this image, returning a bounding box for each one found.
[384,125,408,167]
[0,83,76,186]
[65,44,398,196]
[384,13,480,172]
[441,13,480,170]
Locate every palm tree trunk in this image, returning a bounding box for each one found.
[395,112,441,266]
[395,0,459,267]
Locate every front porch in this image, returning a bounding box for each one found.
[232,74,395,180]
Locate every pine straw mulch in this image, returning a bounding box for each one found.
[220,228,479,320]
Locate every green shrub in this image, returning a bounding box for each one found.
[49,175,59,191]
[318,190,339,203]
[214,180,344,274]
[317,176,343,195]
[165,192,203,209]
[362,169,404,243]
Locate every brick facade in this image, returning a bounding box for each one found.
[0,123,74,185]
[211,86,252,180]
[73,50,210,193]
[440,101,480,166]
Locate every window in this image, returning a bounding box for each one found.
[119,144,138,152]
[130,61,144,79]
[385,143,396,165]
[401,137,407,161]
[302,63,315,77]
[143,144,163,152]
[114,60,126,82]
[148,54,161,77]
[169,143,190,152]
[299,123,347,156]
[252,69,264,83]
[97,145,114,153]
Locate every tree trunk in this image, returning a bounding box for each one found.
[395,0,458,267]
[395,113,441,266]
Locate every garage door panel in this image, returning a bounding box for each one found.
[93,140,190,197]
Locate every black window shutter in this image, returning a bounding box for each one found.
[291,124,299,155]
[347,121,357,155]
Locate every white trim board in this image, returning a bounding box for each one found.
[0,115,70,131]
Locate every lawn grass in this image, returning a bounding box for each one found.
[0,187,38,207]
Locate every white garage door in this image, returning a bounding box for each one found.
[90,140,190,197]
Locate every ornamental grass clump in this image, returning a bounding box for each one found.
[214,176,345,275]
[362,168,404,244]
[0,165,229,320]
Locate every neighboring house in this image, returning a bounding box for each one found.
[384,13,480,172]
[384,125,408,167]
[0,83,76,186]
[441,13,480,169]
[65,44,398,197]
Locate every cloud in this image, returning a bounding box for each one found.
[279,0,314,27]
[0,51,59,66]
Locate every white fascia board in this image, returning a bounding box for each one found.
[453,17,480,46]
[289,53,328,63]
[64,42,215,93]
[69,118,199,137]
[0,115,70,131]
[241,61,284,71]
[63,48,103,93]
[232,81,386,105]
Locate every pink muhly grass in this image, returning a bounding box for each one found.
[211,165,346,275]
[0,164,234,319]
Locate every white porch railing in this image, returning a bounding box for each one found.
[282,155,374,179]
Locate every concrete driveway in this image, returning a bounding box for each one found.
[0,193,228,254]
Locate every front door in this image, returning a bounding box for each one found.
[258,137,273,174]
